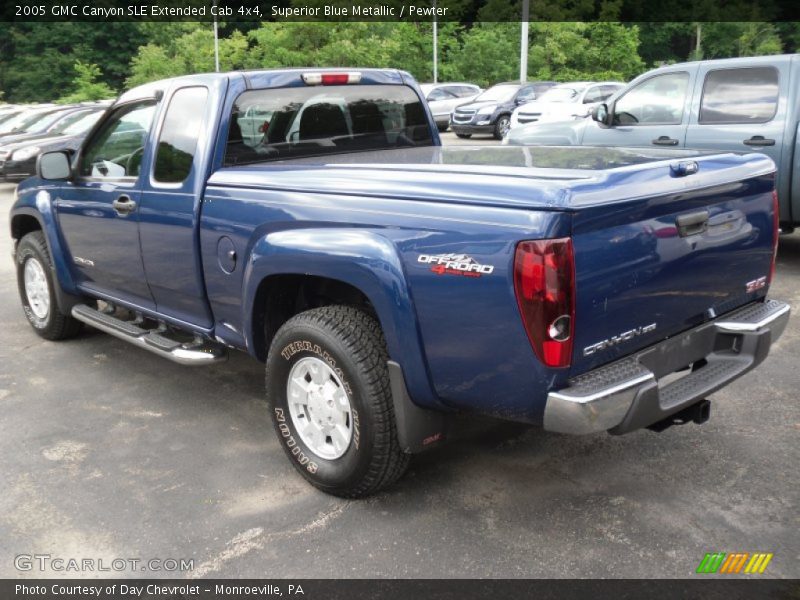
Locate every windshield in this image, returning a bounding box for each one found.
[0,111,22,126]
[0,111,50,134]
[54,110,103,135]
[474,85,519,103]
[28,110,74,134]
[538,86,585,103]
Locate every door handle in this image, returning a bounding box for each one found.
[112,195,137,216]
[676,209,709,238]
[743,136,775,147]
[652,136,679,146]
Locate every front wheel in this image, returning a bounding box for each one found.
[15,231,82,340]
[494,115,511,140]
[265,306,409,498]
[455,133,472,139]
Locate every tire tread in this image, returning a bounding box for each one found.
[17,231,82,340]
[268,305,409,498]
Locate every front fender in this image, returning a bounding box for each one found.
[11,183,81,308]
[241,228,441,410]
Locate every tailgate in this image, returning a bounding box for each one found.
[570,165,776,376]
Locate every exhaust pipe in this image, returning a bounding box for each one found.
[647,400,711,432]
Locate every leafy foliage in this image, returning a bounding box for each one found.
[57,61,116,103]
[0,17,797,102]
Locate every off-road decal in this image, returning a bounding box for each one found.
[417,253,494,278]
[280,340,353,395]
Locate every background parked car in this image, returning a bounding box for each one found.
[419,82,482,132]
[0,105,77,140]
[503,54,800,230]
[450,80,556,140]
[509,81,624,129]
[0,105,99,147]
[0,107,106,181]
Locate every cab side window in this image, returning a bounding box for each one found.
[613,72,689,126]
[699,67,779,124]
[153,87,209,184]
[79,102,156,179]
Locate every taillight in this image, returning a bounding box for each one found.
[301,72,362,86]
[768,190,779,283]
[514,238,575,368]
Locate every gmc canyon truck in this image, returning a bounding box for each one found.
[10,69,790,498]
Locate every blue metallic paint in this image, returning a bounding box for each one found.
[9,69,780,425]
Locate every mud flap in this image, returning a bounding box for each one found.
[387,360,449,454]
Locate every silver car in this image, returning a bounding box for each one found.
[419,83,482,132]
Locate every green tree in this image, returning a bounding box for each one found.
[445,23,519,87]
[0,23,146,101]
[528,22,644,82]
[126,26,249,88]
[58,61,115,103]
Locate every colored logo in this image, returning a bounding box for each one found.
[696,552,773,574]
[417,253,495,278]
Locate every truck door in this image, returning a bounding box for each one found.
[582,69,695,148]
[684,61,786,212]
[137,86,214,328]
[55,100,157,308]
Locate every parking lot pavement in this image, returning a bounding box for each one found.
[0,181,798,579]
[440,130,502,145]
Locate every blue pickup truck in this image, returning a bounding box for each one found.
[10,69,790,497]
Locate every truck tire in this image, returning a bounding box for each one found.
[494,115,511,140]
[265,305,410,498]
[15,231,82,341]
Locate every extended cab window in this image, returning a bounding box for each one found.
[224,84,433,165]
[80,101,156,179]
[154,87,209,183]
[613,72,689,125]
[699,67,779,124]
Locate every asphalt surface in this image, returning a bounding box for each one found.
[1,148,798,578]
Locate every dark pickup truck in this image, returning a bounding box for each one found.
[10,68,789,497]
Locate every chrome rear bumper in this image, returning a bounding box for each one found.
[543,299,790,435]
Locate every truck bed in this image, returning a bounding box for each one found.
[207,146,774,212]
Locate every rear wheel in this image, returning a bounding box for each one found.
[265,305,409,498]
[15,231,82,340]
[437,123,449,132]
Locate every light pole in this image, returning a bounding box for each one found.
[520,0,529,83]
[213,1,220,72]
[432,0,438,83]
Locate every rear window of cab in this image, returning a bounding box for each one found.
[224,84,433,165]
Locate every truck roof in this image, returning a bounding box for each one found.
[118,68,411,104]
[655,53,797,71]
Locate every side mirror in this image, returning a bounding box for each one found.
[37,151,72,181]
[591,103,612,126]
